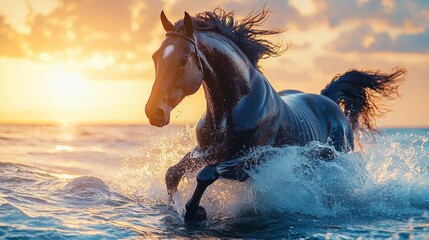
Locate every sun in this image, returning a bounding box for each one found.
[52,70,86,99]
[50,70,88,122]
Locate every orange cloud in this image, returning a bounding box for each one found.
[0,16,23,57]
[0,0,165,80]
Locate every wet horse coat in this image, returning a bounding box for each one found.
[145,9,405,223]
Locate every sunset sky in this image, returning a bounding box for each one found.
[0,0,428,127]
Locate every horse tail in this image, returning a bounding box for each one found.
[320,68,407,134]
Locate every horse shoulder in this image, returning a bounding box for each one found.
[195,114,216,148]
[231,78,281,132]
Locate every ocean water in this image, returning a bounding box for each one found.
[0,124,428,239]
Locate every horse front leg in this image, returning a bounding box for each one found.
[184,165,220,223]
[165,152,202,197]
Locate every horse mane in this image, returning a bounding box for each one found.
[173,8,287,68]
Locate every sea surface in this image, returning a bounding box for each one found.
[0,124,428,239]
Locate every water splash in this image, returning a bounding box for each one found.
[112,124,196,203]
[113,128,429,221]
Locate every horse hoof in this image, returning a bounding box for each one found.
[184,206,207,224]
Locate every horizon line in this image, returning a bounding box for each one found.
[0,121,427,129]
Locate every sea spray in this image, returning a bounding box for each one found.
[114,128,429,222]
[113,125,196,203]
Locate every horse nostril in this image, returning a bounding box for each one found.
[153,108,165,121]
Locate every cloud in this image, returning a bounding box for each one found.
[263,58,314,82]
[319,0,429,29]
[0,0,165,80]
[313,54,413,78]
[168,0,301,29]
[318,0,429,53]
[386,30,429,52]
[0,16,24,57]
[26,0,155,51]
[333,24,429,52]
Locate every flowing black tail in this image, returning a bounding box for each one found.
[321,68,407,134]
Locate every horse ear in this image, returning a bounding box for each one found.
[183,11,193,37]
[160,11,174,32]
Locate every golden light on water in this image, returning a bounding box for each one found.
[54,145,74,152]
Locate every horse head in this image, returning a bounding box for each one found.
[145,11,204,127]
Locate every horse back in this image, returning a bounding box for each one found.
[278,91,354,151]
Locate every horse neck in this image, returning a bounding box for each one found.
[197,32,253,123]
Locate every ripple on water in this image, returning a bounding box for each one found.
[59,176,131,206]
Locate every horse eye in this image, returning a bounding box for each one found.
[179,59,188,68]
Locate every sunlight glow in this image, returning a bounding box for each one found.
[49,69,90,123]
[52,70,86,104]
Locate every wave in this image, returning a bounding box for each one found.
[60,176,131,206]
[0,162,130,207]
[0,162,163,239]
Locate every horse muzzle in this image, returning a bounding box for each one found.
[145,105,172,127]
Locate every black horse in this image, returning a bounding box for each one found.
[145,9,406,223]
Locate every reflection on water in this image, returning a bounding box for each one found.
[54,145,74,152]
[0,123,190,179]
